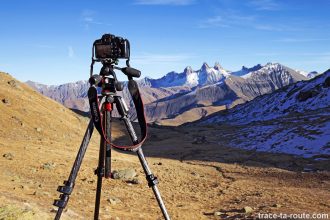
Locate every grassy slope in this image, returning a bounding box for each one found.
[0,72,329,219]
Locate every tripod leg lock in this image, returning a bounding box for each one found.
[146,174,159,187]
[94,167,105,177]
[53,194,69,208]
[57,180,74,194]
[53,180,74,208]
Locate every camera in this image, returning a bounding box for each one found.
[94,34,130,59]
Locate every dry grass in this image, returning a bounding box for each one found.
[0,72,329,219]
[159,106,226,126]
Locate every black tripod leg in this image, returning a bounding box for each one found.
[94,140,104,220]
[94,115,107,220]
[54,119,94,220]
[104,109,112,178]
[115,97,171,220]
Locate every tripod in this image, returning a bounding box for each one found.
[53,62,170,220]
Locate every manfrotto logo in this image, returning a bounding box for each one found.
[92,102,99,122]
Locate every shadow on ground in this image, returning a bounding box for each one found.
[109,119,330,173]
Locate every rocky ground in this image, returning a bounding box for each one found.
[1,121,329,220]
[0,72,329,219]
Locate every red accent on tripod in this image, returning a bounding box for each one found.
[104,103,112,111]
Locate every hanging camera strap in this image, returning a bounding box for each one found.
[88,78,147,151]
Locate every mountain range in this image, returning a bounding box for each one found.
[26,62,311,125]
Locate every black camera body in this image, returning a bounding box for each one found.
[94,34,130,59]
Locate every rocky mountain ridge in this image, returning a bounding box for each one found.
[26,62,308,124]
[197,70,330,158]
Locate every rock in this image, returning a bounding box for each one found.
[192,136,209,144]
[42,162,56,170]
[243,206,253,213]
[20,185,28,190]
[7,80,17,87]
[22,203,33,212]
[296,89,319,102]
[112,168,136,180]
[324,76,330,87]
[2,98,10,104]
[3,153,14,160]
[36,127,42,132]
[272,203,282,208]
[87,179,95,184]
[191,172,200,177]
[126,178,141,185]
[214,211,223,216]
[107,196,121,205]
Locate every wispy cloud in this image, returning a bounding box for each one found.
[254,24,284,31]
[68,46,74,58]
[132,52,195,65]
[135,0,195,6]
[81,10,111,30]
[275,38,330,43]
[199,10,297,32]
[199,12,255,28]
[249,0,280,11]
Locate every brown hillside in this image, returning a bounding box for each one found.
[0,72,329,219]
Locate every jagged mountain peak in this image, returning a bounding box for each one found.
[214,62,224,71]
[243,64,262,71]
[264,62,282,69]
[138,62,230,88]
[242,62,304,79]
[232,64,263,77]
[183,66,194,74]
[201,62,210,70]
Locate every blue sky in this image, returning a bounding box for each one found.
[0,0,329,84]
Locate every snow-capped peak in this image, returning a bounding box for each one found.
[137,62,230,88]
[296,69,318,79]
[242,62,285,79]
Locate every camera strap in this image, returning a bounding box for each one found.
[88,79,147,151]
